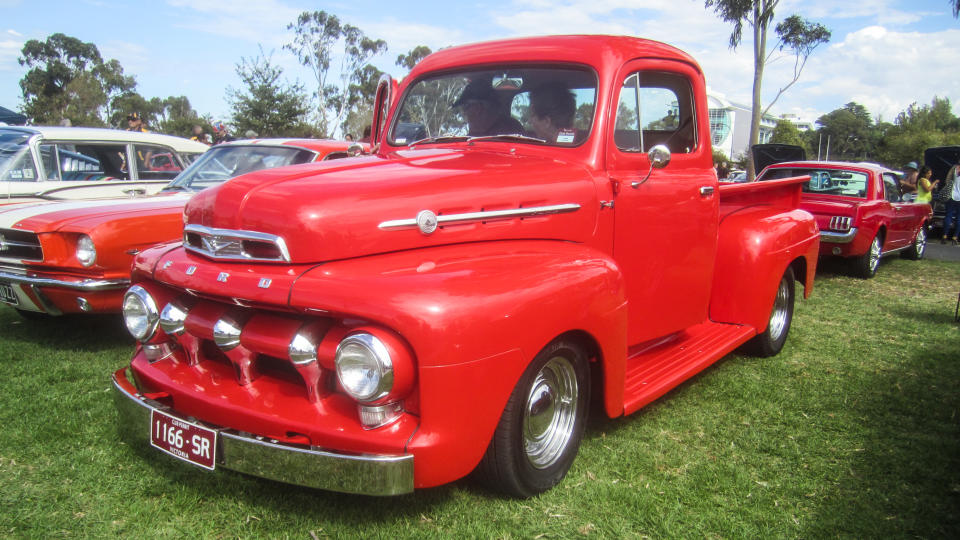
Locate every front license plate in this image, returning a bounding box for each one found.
[150,409,217,470]
[0,282,18,306]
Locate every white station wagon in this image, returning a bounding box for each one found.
[0,126,209,204]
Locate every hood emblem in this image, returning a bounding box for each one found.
[416,210,438,235]
[217,272,229,283]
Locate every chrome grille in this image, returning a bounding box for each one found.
[828,216,852,231]
[183,224,290,262]
[0,229,43,261]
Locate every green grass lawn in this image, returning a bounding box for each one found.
[1,257,958,538]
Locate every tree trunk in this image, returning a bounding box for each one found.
[747,2,769,182]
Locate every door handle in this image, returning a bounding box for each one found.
[699,186,715,197]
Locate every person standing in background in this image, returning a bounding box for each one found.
[939,160,960,245]
[915,165,938,203]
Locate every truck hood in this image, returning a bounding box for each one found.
[0,193,192,233]
[183,148,601,264]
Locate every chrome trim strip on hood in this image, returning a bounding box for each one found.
[378,203,582,230]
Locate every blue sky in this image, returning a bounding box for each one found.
[2,0,959,126]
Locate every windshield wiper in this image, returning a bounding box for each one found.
[466,133,546,144]
[407,135,470,147]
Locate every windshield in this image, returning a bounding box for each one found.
[758,167,870,198]
[162,144,316,192]
[0,131,36,182]
[390,66,597,147]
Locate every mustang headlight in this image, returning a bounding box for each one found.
[76,234,96,267]
[335,333,394,403]
[122,285,159,341]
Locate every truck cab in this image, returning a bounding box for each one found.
[111,35,819,497]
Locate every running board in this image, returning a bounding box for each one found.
[622,321,757,415]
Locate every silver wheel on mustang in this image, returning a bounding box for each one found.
[854,234,883,278]
[904,227,926,260]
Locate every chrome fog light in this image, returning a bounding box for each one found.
[76,234,97,267]
[122,285,159,341]
[159,302,188,336]
[358,402,403,429]
[335,333,393,403]
[213,317,243,350]
[288,331,318,365]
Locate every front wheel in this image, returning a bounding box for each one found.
[475,338,590,497]
[853,234,882,278]
[902,227,926,260]
[743,266,795,357]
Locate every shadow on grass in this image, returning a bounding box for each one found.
[801,347,960,537]
[0,307,133,353]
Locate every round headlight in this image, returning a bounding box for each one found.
[335,333,394,402]
[122,285,159,341]
[76,235,96,267]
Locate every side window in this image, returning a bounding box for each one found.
[63,144,130,180]
[882,173,901,202]
[136,144,183,180]
[614,71,696,154]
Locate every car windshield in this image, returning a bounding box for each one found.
[162,144,315,192]
[0,131,36,182]
[758,167,870,198]
[390,66,597,147]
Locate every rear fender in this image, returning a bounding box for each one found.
[710,206,818,331]
[288,240,628,487]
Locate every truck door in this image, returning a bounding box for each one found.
[608,60,718,345]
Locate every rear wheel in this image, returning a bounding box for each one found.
[902,227,926,260]
[475,338,590,497]
[743,266,795,357]
[853,234,882,278]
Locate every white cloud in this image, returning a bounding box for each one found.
[7,29,22,37]
[0,38,22,72]
[165,0,300,47]
[99,41,150,73]
[793,25,960,120]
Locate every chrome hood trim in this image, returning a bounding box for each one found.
[378,203,582,231]
[183,224,291,263]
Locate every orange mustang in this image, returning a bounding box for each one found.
[0,139,360,317]
[111,35,820,497]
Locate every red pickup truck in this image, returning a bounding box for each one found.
[110,35,819,497]
[755,145,932,278]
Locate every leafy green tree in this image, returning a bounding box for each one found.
[875,97,960,168]
[704,2,830,180]
[813,102,878,161]
[396,46,433,72]
[285,11,386,138]
[227,47,311,138]
[18,33,136,126]
[769,118,809,154]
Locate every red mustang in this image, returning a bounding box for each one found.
[0,139,359,317]
[756,151,932,278]
[111,35,819,497]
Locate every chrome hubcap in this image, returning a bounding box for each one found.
[915,229,926,257]
[768,275,790,341]
[523,356,578,469]
[869,237,881,272]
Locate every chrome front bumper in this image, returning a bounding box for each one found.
[0,269,129,291]
[820,227,858,243]
[111,368,414,496]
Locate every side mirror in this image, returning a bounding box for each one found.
[631,144,672,189]
[648,144,671,169]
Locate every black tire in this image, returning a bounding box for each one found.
[475,338,590,497]
[853,234,882,279]
[743,266,795,357]
[902,226,926,260]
